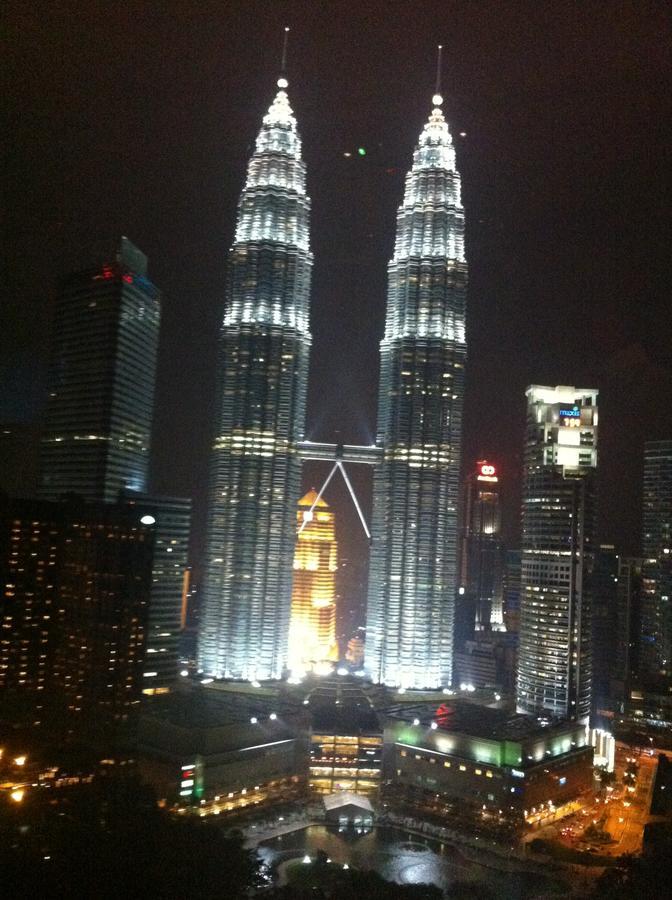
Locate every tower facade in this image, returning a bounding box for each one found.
[640,441,672,680]
[198,75,312,680]
[366,93,467,688]
[39,237,160,503]
[459,461,504,633]
[287,490,338,673]
[516,386,598,723]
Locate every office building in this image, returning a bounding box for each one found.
[613,557,643,695]
[516,386,598,723]
[459,460,504,633]
[198,68,313,681]
[591,545,619,719]
[39,237,161,503]
[502,550,522,634]
[0,423,40,496]
[122,493,192,694]
[454,632,517,691]
[367,88,467,689]
[287,489,338,673]
[640,441,672,680]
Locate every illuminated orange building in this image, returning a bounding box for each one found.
[288,490,338,673]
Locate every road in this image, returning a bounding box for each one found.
[529,744,667,858]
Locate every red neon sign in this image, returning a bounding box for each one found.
[480,463,496,477]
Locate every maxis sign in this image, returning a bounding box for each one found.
[559,406,582,427]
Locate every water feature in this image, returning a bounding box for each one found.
[258,824,566,897]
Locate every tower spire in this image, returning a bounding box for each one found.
[278,26,290,88]
[433,44,444,108]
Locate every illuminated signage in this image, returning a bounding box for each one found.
[559,406,582,428]
[511,769,525,778]
[477,462,497,482]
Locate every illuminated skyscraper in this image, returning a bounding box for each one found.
[198,66,312,680]
[366,85,467,689]
[516,386,598,723]
[459,461,504,633]
[39,237,161,503]
[287,490,338,673]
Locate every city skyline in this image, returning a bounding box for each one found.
[3,3,671,608]
[2,9,671,893]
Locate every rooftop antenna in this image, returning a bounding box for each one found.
[432,44,444,107]
[278,26,290,88]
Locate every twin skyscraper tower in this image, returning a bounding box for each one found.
[198,58,467,690]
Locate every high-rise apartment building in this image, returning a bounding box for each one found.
[366,89,467,689]
[516,386,598,723]
[198,70,312,680]
[39,237,161,503]
[640,441,672,680]
[0,496,154,736]
[459,461,504,633]
[287,490,338,673]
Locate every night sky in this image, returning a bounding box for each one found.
[4,2,671,602]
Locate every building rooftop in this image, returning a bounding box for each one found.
[304,677,382,735]
[382,699,578,744]
[142,684,299,730]
[298,488,328,508]
[323,791,374,813]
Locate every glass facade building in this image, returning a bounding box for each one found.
[366,94,467,689]
[640,441,672,680]
[122,493,192,695]
[516,386,598,724]
[198,76,312,680]
[39,237,161,503]
[459,461,504,634]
